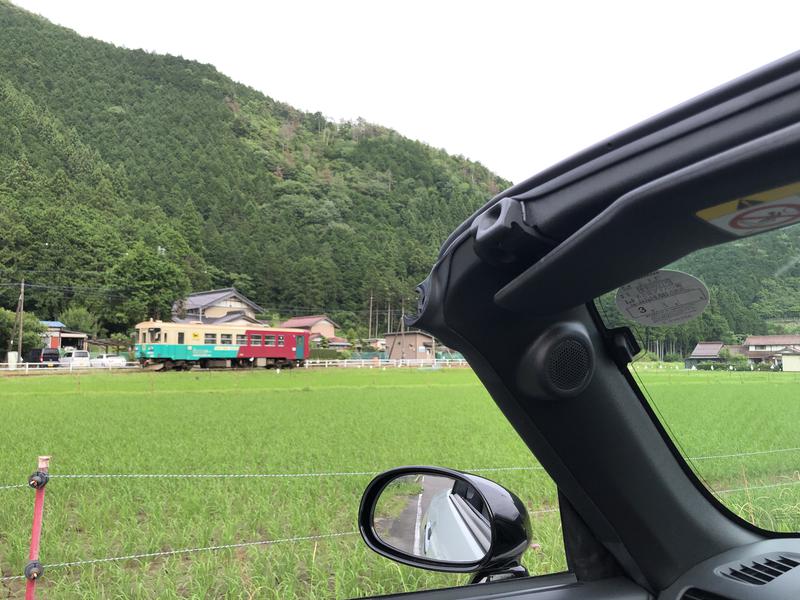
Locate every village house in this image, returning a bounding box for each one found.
[172,288,264,326]
[384,331,436,360]
[684,342,726,368]
[41,320,88,350]
[279,315,340,346]
[686,335,800,371]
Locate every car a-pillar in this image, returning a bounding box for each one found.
[407,211,650,589]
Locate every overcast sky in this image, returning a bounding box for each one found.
[13,1,800,183]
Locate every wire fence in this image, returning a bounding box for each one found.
[0,532,359,582]
[4,446,799,491]
[3,446,799,587]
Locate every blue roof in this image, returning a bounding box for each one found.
[41,320,66,328]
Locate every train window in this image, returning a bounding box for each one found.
[178,332,185,344]
[251,335,262,346]
[296,335,303,347]
[220,334,232,344]
[265,335,276,347]
[277,335,285,347]
[204,333,217,344]
[236,334,247,345]
[163,333,168,343]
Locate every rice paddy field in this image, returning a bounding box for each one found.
[0,367,798,599]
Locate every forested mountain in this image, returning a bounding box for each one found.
[0,0,506,334]
[4,2,800,354]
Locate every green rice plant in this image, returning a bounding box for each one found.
[0,368,797,598]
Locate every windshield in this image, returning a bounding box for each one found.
[596,220,800,533]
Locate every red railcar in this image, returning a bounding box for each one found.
[237,329,308,367]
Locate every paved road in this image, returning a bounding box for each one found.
[378,475,454,555]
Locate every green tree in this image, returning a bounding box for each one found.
[59,305,100,337]
[0,308,46,355]
[101,243,190,327]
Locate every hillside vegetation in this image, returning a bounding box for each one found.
[0,0,505,333]
[4,1,800,353]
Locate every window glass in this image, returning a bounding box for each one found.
[204,333,217,344]
[278,335,285,347]
[596,220,800,533]
[220,334,232,344]
[236,334,247,345]
[251,335,262,346]
[265,335,276,347]
[178,332,185,344]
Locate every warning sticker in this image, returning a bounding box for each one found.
[697,182,800,237]
[615,270,709,327]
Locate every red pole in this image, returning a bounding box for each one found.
[25,456,50,600]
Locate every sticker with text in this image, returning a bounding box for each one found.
[615,270,709,327]
[696,182,800,237]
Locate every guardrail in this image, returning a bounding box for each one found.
[304,358,469,368]
[0,362,141,373]
[0,359,470,372]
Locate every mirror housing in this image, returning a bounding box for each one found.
[359,466,532,578]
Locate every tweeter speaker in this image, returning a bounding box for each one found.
[518,322,595,399]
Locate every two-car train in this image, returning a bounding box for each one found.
[134,320,309,370]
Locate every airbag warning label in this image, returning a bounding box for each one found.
[615,270,709,327]
[696,182,800,236]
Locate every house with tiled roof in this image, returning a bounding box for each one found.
[279,315,339,344]
[742,335,800,368]
[172,288,264,326]
[685,341,725,367]
[686,335,800,369]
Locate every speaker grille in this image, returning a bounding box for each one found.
[545,338,592,393]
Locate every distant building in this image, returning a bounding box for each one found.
[280,315,339,345]
[384,331,436,360]
[327,336,352,349]
[41,321,87,350]
[741,335,800,367]
[685,341,726,367]
[687,335,800,369]
[782,351,800,372]
[366,338,387,352]
[172,288,264,325]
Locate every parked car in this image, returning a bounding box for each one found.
[23,348,60,366]
[90,354,127,368]
[59,350,91,368]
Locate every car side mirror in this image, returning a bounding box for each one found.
[358,466,532,583]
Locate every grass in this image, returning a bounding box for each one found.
[634,368,800,532]
[0,369,560,599]
[0,367,797,598]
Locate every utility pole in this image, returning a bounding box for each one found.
[400,298,406,360]
[387,300,391,333]
[368,291,373,340]
[15,279,25,356]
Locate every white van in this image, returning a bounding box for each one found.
[59,350,91,368]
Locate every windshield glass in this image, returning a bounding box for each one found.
[596,220,800,533]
